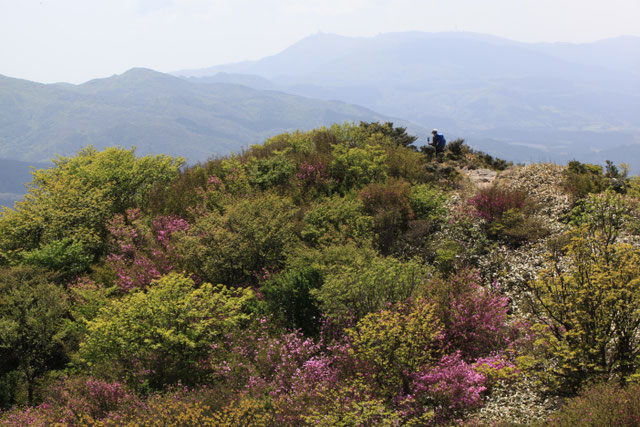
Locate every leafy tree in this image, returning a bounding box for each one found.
[176,193,297,286]
[0,174,111,265]
[358,121,418,148]
[347,299,443,397]
[260,266,323,336]
[525,237,640,392]
[0,147,183,270]
[80,273,254,390]
[0,266,69,404]
[314,247,429,321]
[49,146,185,213]
[524,194,640,392]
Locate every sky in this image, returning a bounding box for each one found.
[1,0,639,84]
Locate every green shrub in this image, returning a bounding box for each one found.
[176,193,297,286]
[301,194,373,247]
[80,273,255,391]
[247,154,296,190]
[445,138,468,160]
[548,382,640,426]
[429,214,493,275]
[329,125,388,192]
[260,266,323,336]
[409,184,447,222]
[314,247,430,321]
[358,121,418,148]
[563,160,605,200]
[359,179,413,254]
[469,186,546,246]
[0,266,70,404]
[21,238,93,282]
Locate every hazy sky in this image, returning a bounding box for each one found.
[2,0,639,84]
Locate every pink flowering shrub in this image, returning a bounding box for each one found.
[0,377,141,426]
[548,381,640,426]
[215,324,336,395]
[469,186,528,223]
[468,185,547,245]
[400,353,517,424]
[207,320,355,424]
[43,376,141,423]
[296,161,332,188]
[106,208,189,292]
[426,269,512,360]
[408,352,487,423]
[1,404,56,427]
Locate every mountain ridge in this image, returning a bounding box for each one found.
[0,68,421,163]
[172,31,640,169]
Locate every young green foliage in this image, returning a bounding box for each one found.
[347,300,444,397]
[80,273,254,391]
[315,245,430,321]
[524,193,640,392]
[176,193,297,286]
[0,266,69,404]
[0,147,183,270]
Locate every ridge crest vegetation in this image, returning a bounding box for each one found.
[1,122,640,425]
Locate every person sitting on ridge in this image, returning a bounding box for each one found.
[429,129,446,154]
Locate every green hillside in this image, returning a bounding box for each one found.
[1,124,640,425]
[0,68,416,163]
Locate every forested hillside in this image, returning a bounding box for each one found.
[1,123,640,425]
[0,69,411,162]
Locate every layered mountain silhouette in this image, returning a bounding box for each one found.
[2,31,639,179]
[0,68,413,163]
[176,32,640,167]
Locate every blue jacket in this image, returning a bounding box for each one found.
[432,134,446,151]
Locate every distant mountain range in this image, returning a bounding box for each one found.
[0,68,415,163]
[2,30,640,207]
[175,32,640,168]
[0,158,49,208]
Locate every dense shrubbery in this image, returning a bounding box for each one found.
[2,123,640,425]
[549,382,640,426]
[563,160,630,202]
[521,193,640,393]
[469,185,548,245]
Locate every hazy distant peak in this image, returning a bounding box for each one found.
[85,67,177,84]
[75,68,193,96]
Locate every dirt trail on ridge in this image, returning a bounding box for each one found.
[459,168,498,189]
